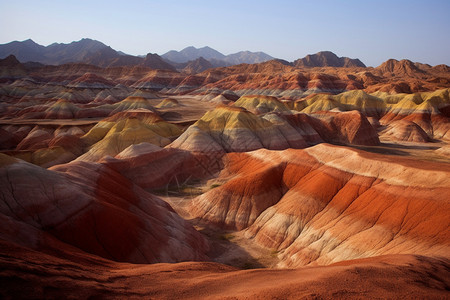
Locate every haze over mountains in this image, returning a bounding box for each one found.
[0,38,372,73]
[0,39,275,70]
[161,46,274,65]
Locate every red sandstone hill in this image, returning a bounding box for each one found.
[0,154,209,263]
[293,51,366,68]
[68,72,116,88]
[1,54,449,98]
[189,144,450,267]
[375,59,426,77]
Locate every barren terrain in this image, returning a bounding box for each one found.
[0,52,449,299]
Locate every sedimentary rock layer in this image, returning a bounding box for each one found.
[0,154,208,264]
[189,144,450,267]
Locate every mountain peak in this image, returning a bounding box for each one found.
[294,51,366,68]
[182,46,197,51]
[0,54,21,67]
[224,51,274,65]
[376,58,424,76]
[22,39,37,44]
[316,51,339,58]
[199,46,215,51]
[162,46,225,63]
[141,53,176,71]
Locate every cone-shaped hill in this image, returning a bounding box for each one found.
[110,96,156,115]
[170,106,308,153]
[44,99,80,119]
[155,98,180,108]
[233,95,291,115]
[78,110,182,162]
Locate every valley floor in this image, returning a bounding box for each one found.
[1,239,449,299]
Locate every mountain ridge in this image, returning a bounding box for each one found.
[0,39,368,71]
[3,38,447,75]
[161,46,275,66]
[293,51,366,68]
[0,38,176,71]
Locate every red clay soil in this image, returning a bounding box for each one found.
[0,239,448,299]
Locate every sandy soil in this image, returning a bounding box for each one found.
[159,186,280,269]
[1,239,448,299]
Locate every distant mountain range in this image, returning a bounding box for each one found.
[0,38,367,73]
[0,38,176,71]
[161,46,274,65]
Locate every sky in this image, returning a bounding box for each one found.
[0,0,449,67]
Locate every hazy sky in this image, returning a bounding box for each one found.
[1,0,449,66]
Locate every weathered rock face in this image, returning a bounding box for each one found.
[380,120,431,142]
[1,47,450,300]
[101,142,220,190]
[155,97,180,108]
[189,144,450,267]
[375,59,425,77]
[170,106,309,153]
[1,124,89,167]
[77,110,182,162]
[170,102,379,156]
[189,152,286,230]
[296,110,380,146]
[292,90,386,117]
[378,88,450,140]
[233,95,291,115]
[289,88,450,142]
[0,154,209,264]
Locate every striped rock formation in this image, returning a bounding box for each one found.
[189,144,450,267]
[78,110,182,162]
[379,120,431,142]
[291,90,386,117]
[155,98,180,108]
[378,88,450,140]
[108,96,156,115]
[1,124,90,167]
[289,110,380,146]
[102,142,220,190]
[44,99,80,119]
[289,88,450,142]
[233,95,291,115]
[170,99,379,155]
[0,153,208,264]
[170,105,308,153]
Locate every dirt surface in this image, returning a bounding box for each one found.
[1,239,448,299]
[159,184,281,269]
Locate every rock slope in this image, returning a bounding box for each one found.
[0,153,208,263]
[189,144,450,268]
